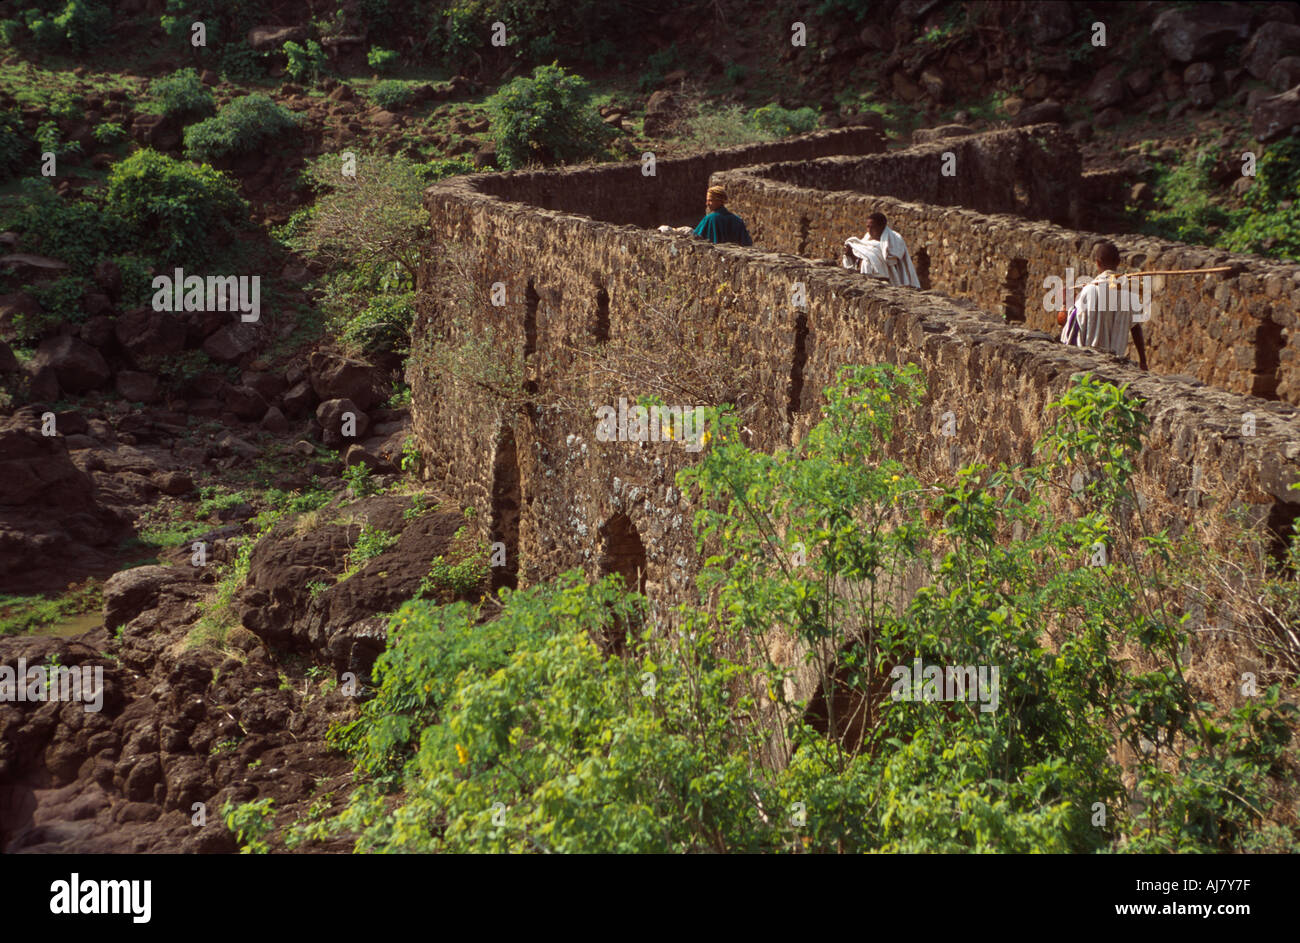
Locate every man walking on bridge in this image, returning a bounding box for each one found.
[842,212,921,288]
[1060,240,1149,371]
[692,186,753,246]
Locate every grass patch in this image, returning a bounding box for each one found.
[0,581,102,635]
[337,526,398,582]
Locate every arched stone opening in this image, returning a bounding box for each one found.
[593,287,610,343]
[597,512,648,654]
[787,312,808,426]
[489,424,521,591]
[802,641,897,755]
[523,278,539,359]
[914,246,932,290]
[1002,257,1028,323]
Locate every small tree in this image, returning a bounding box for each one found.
[291,148,427,282]
[183,94,300,162]
[149,68,217,122]
[105,148,247,264]
[485,63,612,169]
[283,39,328,84]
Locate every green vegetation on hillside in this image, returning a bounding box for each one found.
[1134,139,1300,260]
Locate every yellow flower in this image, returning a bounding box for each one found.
[702,430,712,445]
[891,475,900,482]
[456,743,469,765]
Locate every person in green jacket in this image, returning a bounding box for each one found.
[692,186,753,246]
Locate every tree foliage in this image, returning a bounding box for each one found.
[313,368,1297,853]
[485,63,612,169]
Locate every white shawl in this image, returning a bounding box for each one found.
[842,226,920,288]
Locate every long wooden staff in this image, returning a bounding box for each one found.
[1056,266,1236,325]
[1103,265,1235,283]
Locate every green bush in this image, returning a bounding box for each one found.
[0,178,118,270]
[367,79,414,110]
[183,94,300,163]
[283,39,327,84]
[8,274,91,343]
[104,148,247,264]
[348,526,398,568]
[91,121,127,145]
[149,68,217,122]
[22,0,109,53]
[337,290,414,355]
[324,366,1298,853]
[1138,140,1300,260]
[112,253,155,309]
[421,156,478,181]
[637,43,681,92]
[34,121,81,160]
[367,45,399,71]
[22,271,89,323]
[0,18,23,45]
[1221,139,1300,259]
[431,0,641,68]
[746,103,819,137]
[682,104,773,150]
[0,109,30,179]
[221,797,275,854]
[485,63,612,169]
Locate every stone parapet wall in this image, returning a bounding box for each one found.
[749,125,1082,225]
[414,137,1300,622]
[469,126,887,229]
[715,138,1300,403]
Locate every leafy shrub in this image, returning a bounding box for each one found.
[183,94,300,163]
[337,289,414,355]
[430,0,641,68]
[111,253,155,309]
[221,797,275,853]
[149,68,217,122]
[681,103,773,150]
[421,156,478,181]
[1221,138,1300,259]
[0,178,119,270]
[290,148,427,280]
[367,79,413,110]
[104,148,247,265]
[367,45,399,71]
[342,463,377,498]
[325,367,1298,853]
[34,121,81,159]
[485,63,612,169]
[417,526,488,599]
[217,44,269,82]
[12,275,91,340]
[637,43,681,92]
[265,487,333,514]
[348,526,398,569]
[22,0,109,52]
[283,39,327,84]
[1138,140,1300,260]
[0,18,22,45]
[91,121,127,145]
[0,109,30,179]
[746,103,819,137]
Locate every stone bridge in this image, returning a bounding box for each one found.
[410,126,1300,630]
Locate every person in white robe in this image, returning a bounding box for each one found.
[1060,240,1148,370]
[841,212,921,288]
